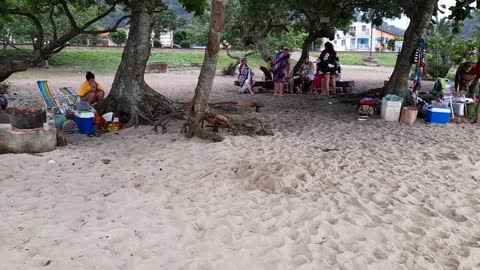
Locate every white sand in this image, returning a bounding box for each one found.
[2,65,480,270]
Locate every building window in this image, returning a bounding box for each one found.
[362,25,367,32]
[333,40,337,44]
[341,40,346,46]
[350,26,356,32]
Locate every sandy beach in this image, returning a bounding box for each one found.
[1,65,480,270]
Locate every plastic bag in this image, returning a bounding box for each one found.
[76,101,95,112]
[384,94,403,102]
[62,120,78,133]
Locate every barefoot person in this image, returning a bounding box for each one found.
[79,71,105,104]
[318,42,338,96]
[272,47,290,96]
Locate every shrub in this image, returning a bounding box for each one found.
[153,39,162,48]
[222,61,238,76]
[179,40,191,48]
[0,82,9,95]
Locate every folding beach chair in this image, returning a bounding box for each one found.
[36,80,59,110]
[58,86,79,106]
[36,80,70,114]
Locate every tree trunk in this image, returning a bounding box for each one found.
[102,0,178,127]
[253,36,273,65]
[385,0,437,97]
[185,0,225,142]
[293,32,316,73]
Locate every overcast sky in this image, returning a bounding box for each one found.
[386,0,457,29]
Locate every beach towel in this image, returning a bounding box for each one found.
[273,50,290,81]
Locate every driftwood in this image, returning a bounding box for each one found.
[336,87,386,104]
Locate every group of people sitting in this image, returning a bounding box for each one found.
[238,42,340,96]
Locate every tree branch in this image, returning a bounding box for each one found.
[49,4,58,40]
[79,0,124,32]
[82,15,131,34]
[0,7,44,51]
[59,0,79,31]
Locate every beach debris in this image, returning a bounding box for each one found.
[133,183,141,188]
[321,148,339,152]
[48,160,55,164]
[101,159,111,164]
[43,260,51,266]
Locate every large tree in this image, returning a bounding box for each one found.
[0,0,130,82]
[385,0,438,96]
[185,0,225,141]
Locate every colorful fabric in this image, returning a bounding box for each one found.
[36,80,58,109]
[301,61,315,81]
[318,51,337,74]
[272,50,290,82]
[238,64,252,87]
[412,37,426,91]
[79,81,104,97]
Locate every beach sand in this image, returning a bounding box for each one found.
[1,65,480,270]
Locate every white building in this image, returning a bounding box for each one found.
[327,22,397,52]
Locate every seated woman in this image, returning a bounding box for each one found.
[79,71,105,104]
[297,56,315,94]
[238,58,255,94]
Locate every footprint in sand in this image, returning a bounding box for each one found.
[416,206,438,217]
[407,226,426,236]
[439,209,468,222]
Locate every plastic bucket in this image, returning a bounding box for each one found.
[454,103,465,116]
[75,111,94,134]
[400,107,418,124]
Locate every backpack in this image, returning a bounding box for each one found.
[432,78,453,99]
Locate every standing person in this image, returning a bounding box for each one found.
[79,71,105,104]
[318,42,338,96]
[237,57,255,94]
[272,47,290,96]
[297,56,316,93]
[469,58,480,123]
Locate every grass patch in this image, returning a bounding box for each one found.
[2,48,398,75]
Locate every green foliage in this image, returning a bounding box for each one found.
[449,39,480,64]
[177,0,208,16]
[184,14,209,46]
[89,35,103,46]
[173,30,189,45]
[266,31,306,52]
[153,39,162,48]
[179,40,191,48]
[222,62,238,76]
[0,82,9,95]
[448,0,477,33]
[153,8,184,37]
[110,30,127,46]
[426,55,452,78]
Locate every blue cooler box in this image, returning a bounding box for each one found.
[425,107,450,124]
[75,111,94,134]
